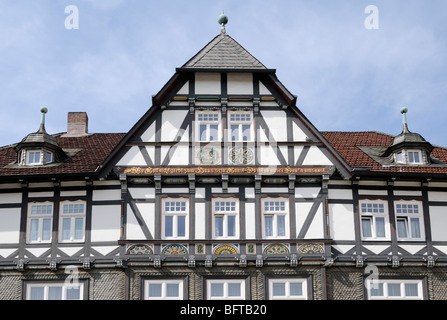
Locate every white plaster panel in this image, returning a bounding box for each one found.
[0,208,20,244]
[29,191,54,198]
[161,110,188,142]
[260,110,287,142]
[195,72,221,94]
[116,146,146,166]
[126,203,155,240]
[393,190,422,197]
[177,81,189,95]
[293,122,308,142]
[302,146,333,166]
[92,189,121,201]
[259,145,280,166]
[328,188,353,200]
[90,205,121,242]
[161,188,189,194]
[245,202,256,239]
[60,190,87,197]
[245,188,255,199]
[358,189,388,196]
[295,202,313,237]
[295,187,321,198]
[168,145,190,165]
[329,203,355,241]
[428,191,447,202]
[129,188,155,199]
[195,188,206,199]
[430,206,447,241]
[227,73,253,94]
[140,122,156,142]
[0,193,21,204]
[195,202,206,239]
[259,81,271,95]
[261,187,288,193]
[306,203,324,239]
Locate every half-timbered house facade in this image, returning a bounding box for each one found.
[0,16,446,300]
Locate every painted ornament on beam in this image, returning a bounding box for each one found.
[161,244,189,255]
[197,147,220,165]
[263,243,290,255]
[229,146,254,165]
[213,244,239,255]
[126,244,154,255]
[297,243,325,254]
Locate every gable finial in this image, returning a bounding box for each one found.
[38,106,48,133]
[218,10,228,33]
[400,107,409,133]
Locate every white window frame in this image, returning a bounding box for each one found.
[227,111,254,142]
[268,278,309,300]
[261,198,289,239]
[26,150,42,165]
[27,202,53,244]
[195,111,221,142]
[359,200,390,240]
[212,198,239,239]
[143,279,184,300]
[366,279,424,300]
[25,282,85,300]
[206,279,246,300]
[395,149,423,164]
[161,198,189,240]
[394,200,425,241]
[59,200,86,243]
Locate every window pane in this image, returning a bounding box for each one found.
[290,283,303,296]
[66,287,81,300]
[199,125,207,141]
[265,216,273,237]
[42,219,52,241]
[149,283,162,297]
[408,152,414,163]
[166,284,180,297]
[272,283,285,296]
[410,218,421,238]
[370,283,383,297]
[177,215,185,237]
[62,218,71,241]
[242,125,250,141]
[165,216,173,237]
[375,217,385,238]
[30,287,45,300]
[277,215,285,236]
[361,218,372,238]
[388,283,401,297]
[211,283,224,297]
[397,219,408,238]
[228,283,241,297]
[227,215,235,237]
[215,216,223,237]
[48,287,62,300]
[209,125,218,141]
[405,283,419,297]
[30,219,39,241]
[74,218,84,240]
[231,125,239,141]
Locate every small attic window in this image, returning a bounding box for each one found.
[395,149,423,165]
[25,150,54,166]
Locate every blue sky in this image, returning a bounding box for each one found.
[0,0,446,148]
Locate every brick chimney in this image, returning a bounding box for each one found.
[62,112,89,137]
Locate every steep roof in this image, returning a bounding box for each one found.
[322,131,447,175]
[0,133,125,178]
[180,31,268,71]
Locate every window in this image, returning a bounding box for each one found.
[27,202,53,243]
[143,279,184,300]
[206,279,246,300]
[162,198,189,239]
[268,278,308,300]
[25,150,53,165]
[395,149,423,164]
[25,282,85,300]
[196,111,220,142]
[262,198,289,239]
[359,200,389,240]
[394,201,425,241]
[212,198,239,239]
[228,111,253,142]
[366,279,424,300]
[59,201,86,243]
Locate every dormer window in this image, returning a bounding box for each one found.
[395,149,423,165]
[24,150,54,166]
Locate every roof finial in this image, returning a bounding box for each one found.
[38,106,48,133]
[218,10,228,33]
[400,107,409,133]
